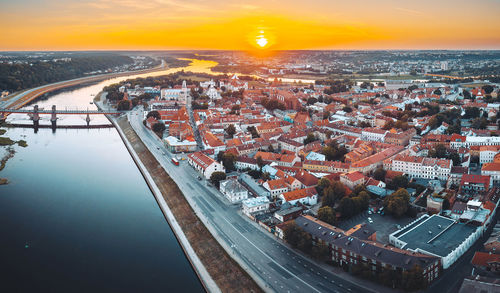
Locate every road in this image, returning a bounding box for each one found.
[125,107,379,293]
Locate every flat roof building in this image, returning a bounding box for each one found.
[390,214,481,269]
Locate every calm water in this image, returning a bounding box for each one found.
[0,60,222,292]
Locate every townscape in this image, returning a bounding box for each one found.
[90,50,500,292]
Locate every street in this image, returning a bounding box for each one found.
[124,108,383,293]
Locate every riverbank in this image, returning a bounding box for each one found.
[113,116,262,293]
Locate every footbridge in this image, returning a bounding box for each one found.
[0,105,123,128]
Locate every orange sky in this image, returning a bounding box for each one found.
[1,0,499,50]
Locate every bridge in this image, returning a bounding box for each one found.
[0,105,123,128]
[0,108,122,115]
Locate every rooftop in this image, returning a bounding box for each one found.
[394,214,478,257]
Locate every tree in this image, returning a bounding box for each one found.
[256,156,264,171]
[247,126,260,138]
[384,188,410,217]
[464,107,480,119]
[316,177,332,195]
[318,206,336,225]
[230,105,240,114]
[146,110,161,120]
[226,124,236,138]
[322,181,347,207]
[222,152,237,172]
[373,167,386,181]
[152,122,166,135]
[304,133,318,145]
[449,152,461,166]
[342,106,353,113]
[311,240,330,261]
[387,175,409,190]
[483,85,494,95]
[117,100,131,110]
[210,171,226,188]
[428,144,447,159]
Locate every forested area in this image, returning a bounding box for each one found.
[0,54,134,92]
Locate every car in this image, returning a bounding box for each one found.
[368,210,372,215]
[197,176,202,180]
[367,217,373,223]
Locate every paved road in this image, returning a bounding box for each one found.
[125,108,378,293]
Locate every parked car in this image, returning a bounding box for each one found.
[368,210,373,215]
[368,217,373,224]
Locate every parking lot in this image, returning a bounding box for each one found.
[337,209,416,244]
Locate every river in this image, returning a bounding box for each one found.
[0,59,226,292]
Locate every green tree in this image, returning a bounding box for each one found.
[387,175,409,190]
[428,144,447,159]
[117,100,131,110]
[384,188,410,217]
[373,167,386,181]
[256,156,264,171]
[226,124,236,138]
[304,133,318,145]
[210,171,227,188]
[317,206,336,225]
[146,110,161,120]
[449,152,461,166]
[222,152,237,172]
[311,240,330,261]
[152,122,166,135]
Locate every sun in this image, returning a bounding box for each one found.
[256,36,268,48]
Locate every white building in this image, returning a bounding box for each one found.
[160,80,188,104]
[361,129,388,142]
[389,155,452,181]
[279,187,318,206]
[242,196,270,216]
[389,214,482,269]
[206,85,221,100]
[450,136,500,149]
[479,146,500,164]
[187,151,225,179]
[220,178,248,203]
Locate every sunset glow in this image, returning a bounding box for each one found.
[0,0,499,50]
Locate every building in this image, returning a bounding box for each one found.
[263,178,290,199]
[389,155,452,181]
[239,173,271,198]
[163,136,197,153]
[482,163,500,186]
[220,178,249,203]
[460,174,492,194]
[187,151,225,179]
[274,203,303,222]
[450,136,500,149]
[340,171,366,190]
[389,214,482,269]
[447,166,468,188]
[295,215,441,285]
[280,187,318,205]
[480,145,500,164]
[242,196,271,216]
[361,128,388,142]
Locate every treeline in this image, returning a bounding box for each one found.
[0,54,134,91]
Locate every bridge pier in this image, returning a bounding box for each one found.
[50,105,57,131]
[33,105,40,128]
[86,113,91,127]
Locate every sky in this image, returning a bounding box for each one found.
[1,0,499,51]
